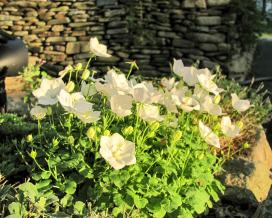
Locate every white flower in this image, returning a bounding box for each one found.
[161,77,176,91]
[81,81,97,97]
[99,133,136,170]
[197,73,224,95]
[30,105,47,120]
[199,121,220,148]
[58,89,100,123]
[161,91,178,113]
[178,97,200,112]
[138,104,163,122]
[221,116,240,137]
[231,93,251,112]
[89,37,111,58]
[133,82,162,104]
[33,77,65,105]
[182,66,199,87]
[200,95,222,116]
[110,95,133,117]
[193,84,209,100]
[173,59,184,77]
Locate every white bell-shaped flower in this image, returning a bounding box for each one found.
[81,81,97,97]
[161,77,176,91]
[231,93,251,112]
[173,59,184,77]
[179,97,200,112]
[197,73,224,95]
[138,104,163,122]
[221,116,240,138]
[199,121,220,148]
[89,37,111,58]
[99,133,136,170]
[30,105,47,120]
[110,94,133,117]
[33,77,65,105]
[200,95,222,116]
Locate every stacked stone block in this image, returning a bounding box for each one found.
[0,0,240,76]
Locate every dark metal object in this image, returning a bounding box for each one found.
[0,30,28,112]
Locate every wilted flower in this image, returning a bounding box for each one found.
[199,121,220,148]
[231,93,251,112]
[89,37,111,58]
[81,81,97,97]
[221,116,240,137]
[110,94,133,117]
[99,133,136,170]
[30,105,47,120]
[138,104,163,122]
[33,77,65,105]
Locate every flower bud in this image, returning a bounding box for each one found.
[122,126,134,136]
[236,121,244,129]
[52,138,59,147]
[243,143,250,149]
[150,122,160,132]
[30,150,37,159]
[26,134,33,142]
[213,95,221,104]
[172,130,182,142]
[65,81,75,93]
[75,63,83,71]
[103,130,111,136]
[87,127,96,140]
[81,69,91,81]
[68,136,75,145]
[198,153,204,160]
[47,107,52,116]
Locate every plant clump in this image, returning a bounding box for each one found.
[1,38,271,218]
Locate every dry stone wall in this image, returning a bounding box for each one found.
[0,0,243,76]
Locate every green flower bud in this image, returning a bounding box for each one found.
[30,150,37,159]
[213,95,221,104]
[47,107,52,116]
[68,136,75,145]
[243,143,250,149]
[198,153,204,160]
[172,130,182,142]
[26,134,33,142]
[122,126,134,136]
[75,63,83,71]
[103,130,111,136]
[150,122,160,132]
[81,69,91,81]
[52,138,59,147]
[236,121,244,129]
[87,127,96,140]
[65,81,75,93]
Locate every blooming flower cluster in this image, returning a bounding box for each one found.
[30,37,252,170]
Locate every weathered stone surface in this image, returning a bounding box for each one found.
[66,42,81,54]
[218,129,272,205]
[197,16,221,26]
[207,0,231,6]
[199,43,218,51]
[96,0,117,6]
[192,33,226,43]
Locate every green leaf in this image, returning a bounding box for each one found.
[153,208,166,218]
[18,182,38,202]
[63,180,77,195]
[73,201,85,215]
[8,202,23,215]
[60,194,73,208]
[41,171,51,179]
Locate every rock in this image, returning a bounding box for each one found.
[219,129,272,205]
[195,0,207,8]
[192,33,226,43]
[196,16,221,26]
[199,43,218,51]
[96,0,117,6]
[207,0,231,6]
[182,0,195,8]
[66,42,81,54]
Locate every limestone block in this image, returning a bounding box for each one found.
[66,42,81,54]
[197,16,222,26]
[207,0,231,7]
